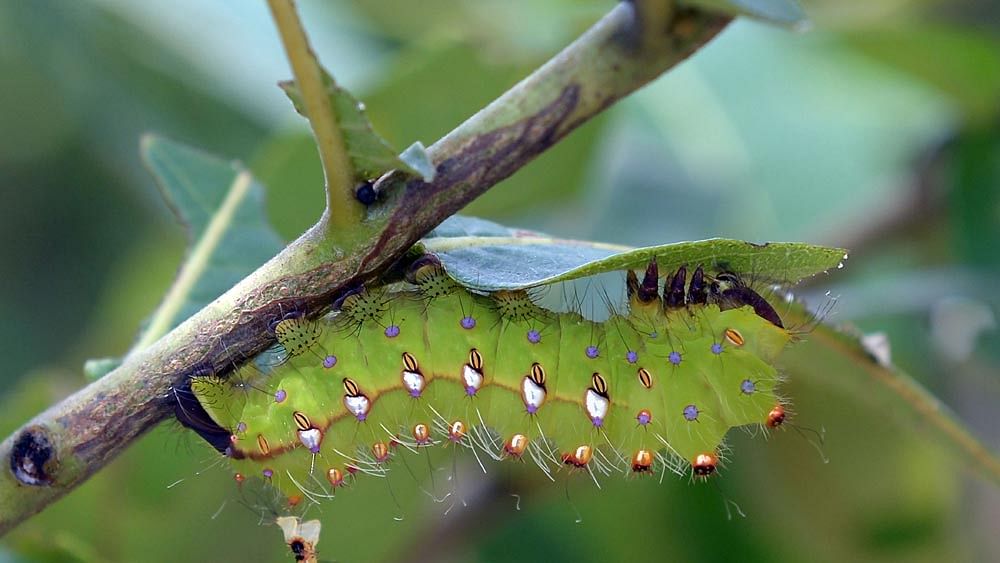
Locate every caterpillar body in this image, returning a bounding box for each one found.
[184,258,793,505]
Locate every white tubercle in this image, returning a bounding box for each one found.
[297,428,323,453]
[402,370,425,396]
[585,389,609,424]
[521,376,546,413]
[344,394,371,420]
[463,364,483,394]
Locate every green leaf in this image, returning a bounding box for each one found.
[280,71,434,182]
[420,216,845,290]
[780,304,1000,487]
[86,135,284,379]
[679,0,808,28]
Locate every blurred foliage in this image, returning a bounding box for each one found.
[1,0,998,562]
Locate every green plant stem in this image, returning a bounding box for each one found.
[0,2,730,535]
[267,0,361,229]
[131,170,254,352]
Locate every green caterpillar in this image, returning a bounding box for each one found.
[185,257,794,506]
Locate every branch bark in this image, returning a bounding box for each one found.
[0,2,730,535]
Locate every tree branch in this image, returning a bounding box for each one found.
[267,0,362,229]
[368,3,728,269]
[0,1,730,535]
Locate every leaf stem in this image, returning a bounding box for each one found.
[131,170,254,353]
[267,0,361,229]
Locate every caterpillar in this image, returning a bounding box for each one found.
[180,255,797,506]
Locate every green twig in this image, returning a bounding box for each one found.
[267,0,361,229]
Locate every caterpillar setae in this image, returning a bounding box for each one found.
[178,254,803,507]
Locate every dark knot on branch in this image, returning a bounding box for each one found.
[10,426,57,487]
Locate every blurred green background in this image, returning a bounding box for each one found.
[1,0,999,561]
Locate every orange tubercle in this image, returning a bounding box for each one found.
[692,452,718,477]
[412,423,431,445]
[448,420,467,442]
[766,404,786,428]
[326,468,344,487]
[631,450,653,473]
[562,445,593,468]
[724,328,745,347]
[504,433,529,457]
[372,441,390,463]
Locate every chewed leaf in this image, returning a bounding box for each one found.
[280,71,433,182]
[86,136,284,379]
[679,0,808,28]
[419,216,845,291]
